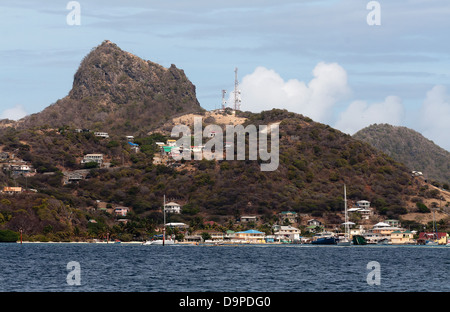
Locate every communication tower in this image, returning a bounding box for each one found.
[221,89,227,110]
[233,67,241,111]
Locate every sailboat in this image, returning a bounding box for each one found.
[143,195,175,246]
[337,184,354,246]
[425,208,439,246]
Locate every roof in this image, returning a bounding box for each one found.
[418,232,447,239]
[373,222,390,227]
[165,202,180,206]
[3,187,22,191]
[236,229,264,234]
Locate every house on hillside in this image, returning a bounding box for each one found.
[2,187,22,194]
[81,154,103,165]
[165,202,181,214]
[239,215,258,223]
[307,219,322,226]
[94,132,109,138]
[114,206,129,217]
[279,211,298,224]
[0,152,9,160]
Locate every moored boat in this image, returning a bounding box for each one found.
[352,235,367,245]
[311,236,337,245]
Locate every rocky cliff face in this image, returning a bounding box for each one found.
[17,40,203,135]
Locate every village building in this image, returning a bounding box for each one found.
[165,202,182,214]
[234,229,265,243]
[417,232,448,245]
[239,215,258,223]
[278,211,298,224]
[94,132,109,138]
[390,230,414,244]
[81,154,104,165]
[2,186,22,194]
[0,152,10,160]
[114,206,129,217]
[371,222,403,235]
[273,225,301,242]
[165,222,189,229]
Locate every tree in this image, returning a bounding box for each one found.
[201,232,211,241]
[416,202,430,213]
[0,229,19,242]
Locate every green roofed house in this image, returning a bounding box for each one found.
[390,230,414,244]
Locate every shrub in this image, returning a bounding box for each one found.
[416,202,430,213]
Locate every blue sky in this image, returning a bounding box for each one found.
[1,0,450,151]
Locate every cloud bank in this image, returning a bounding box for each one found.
[237,64,450,152]
[238,62,350,124]
[418,85,450,151]
[334,96,405,135]
[0,104,27,121]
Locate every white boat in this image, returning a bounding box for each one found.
[337,184,354,246]
[143,239,175,245]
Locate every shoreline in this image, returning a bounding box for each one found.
[7,241,449,247]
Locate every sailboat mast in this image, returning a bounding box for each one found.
[344,184,348,240]
[163,195,166,246]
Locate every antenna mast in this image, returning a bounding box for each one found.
[233,67,241,111]
[221,89,227,110]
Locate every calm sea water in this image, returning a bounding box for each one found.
[0,243,448,292]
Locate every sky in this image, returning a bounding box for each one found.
[1,0,450,151]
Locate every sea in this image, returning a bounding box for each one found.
[0,243,448,293]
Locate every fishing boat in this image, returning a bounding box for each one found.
[337,184,354,246]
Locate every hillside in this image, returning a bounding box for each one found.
[353,124,450,186]
[1,109,448,241]
[0,42,448,242]
[14,40,203,136]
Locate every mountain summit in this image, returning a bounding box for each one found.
[18,40,202,134]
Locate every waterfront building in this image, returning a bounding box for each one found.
[273,225,301,242]
[390,230,414,244]
[234,229,265,243]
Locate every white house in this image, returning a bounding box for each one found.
[114,206,129,217]
[81,154,103,165]
[356,200,371,209]
[165,202,182,214]
[94,132,109,138]
[240,215,258,223]
[273,225,301,242]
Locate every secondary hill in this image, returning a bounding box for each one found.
[15,40,203,136]
[353,123,450,187]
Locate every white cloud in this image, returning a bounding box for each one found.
[417,85,450,151]
[236,62,350,123]
[334,96,405,135]
[0,104,27,121]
